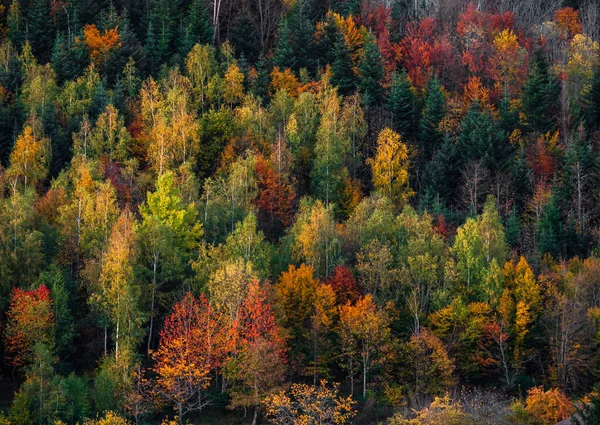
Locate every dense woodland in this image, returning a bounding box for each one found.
[2,0,600,424]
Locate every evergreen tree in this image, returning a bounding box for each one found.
[144,21,159,75]
[288,0,316,73]
[359,33,384,107]
[387,70,420,142]
[458,101,509,174]
[314,13,338,69]
[51,32,88,85]
[180,0,213,56]
[538,194,563,258]
[420,134,458,205]
[230,12,261,64]
[574,391,600,425]
[272,19,296,71]
[521,49,561,134]
[583,63,600,137]
[25,0,54,61]
[505,207,522,249]
[418,76,445,161]
[331,32,356,96]
[498,89,520,135]
[251,53,270,103]
[7,0,25,49]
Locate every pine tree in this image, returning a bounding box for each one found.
[26,0,54,61]
[251,53,270,103]
[387,70,420,142]
[331,32,356,96]
[419,77,445,158]
[458,101,509,173]
[288,0,316,73]
[521,49,561,134]
[272,19,296,71]
[498,90,519,135]
[7,0,25,49]
[583,63,600,137]
[538,194,563,258]
[359,33,384,107]
[180,0,213,56]
[314,13,338,69]
[144,21,159,75]
[505,207,522,249]
[421,134,458,205]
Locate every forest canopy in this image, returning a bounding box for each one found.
[1,0,600,424]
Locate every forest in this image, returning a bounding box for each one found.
[1,0,600,424]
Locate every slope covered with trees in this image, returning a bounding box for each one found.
[1,0,600,424]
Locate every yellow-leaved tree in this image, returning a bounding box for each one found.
[368,128,412,205]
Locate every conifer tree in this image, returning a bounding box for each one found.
[26,0,54,60]
[387,70,420,142]
[419,76,445,161]
[180,0,213,56]
[288,0,316,73]
[521,49,561,134]
[359,33,384,107]
[272,19,296,71]
[583,63,600,137]
[538,194,563,258]
[331,32,356,96]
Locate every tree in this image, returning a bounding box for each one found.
[265,381,356,425]
[368,128,412,205]
[311,89,350,208]
[574,392,600,425]
[418,77,445,162]
[359,32,384,107]
[325,265,360,305]
[451,197,507,300]
[331,32,357,96]
[387,70,419,142]
[152,293,224,423]
[523,387,574,425]
[25,0,53,59]
[583,63,600,137]
[502,256,541,368]
[180,0,213,55]
[81,24,121,70]
[80,104,131,162]
[225,281,286,425]
[137,172,203,352]
[521,49,561,134]
[338,294,390,398]
[97,210,143,362]
[403,329,455,399]
[208,259,256,324]
[255,155,296,236]
[4,285,55,368]
[290,199,341,277]
[224,63,245,108]
[7,126,50,190]
[274,264,318,366]
[538,194,563,258]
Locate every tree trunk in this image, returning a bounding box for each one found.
[252,406,258,425]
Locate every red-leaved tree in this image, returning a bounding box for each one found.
[4,285,54,368]
[152,293,226,423]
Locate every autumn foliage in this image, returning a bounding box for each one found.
[4,285,54,367]
[81,24,121,67]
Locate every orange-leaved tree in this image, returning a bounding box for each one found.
[152,293,225,423]
[338,294,391,398]
[225,280,286,425]
[81,24,121,68]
